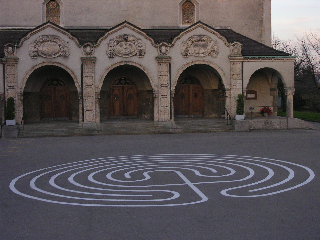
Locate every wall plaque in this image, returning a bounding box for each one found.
[181,35,219,58]
[29,35,70,59]
[106,34,146,58]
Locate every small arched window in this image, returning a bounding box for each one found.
[182,0,196,25]
[46,0,60,25]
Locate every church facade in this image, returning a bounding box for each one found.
[0,0,295,125]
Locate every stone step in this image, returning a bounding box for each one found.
[17,118,233,137]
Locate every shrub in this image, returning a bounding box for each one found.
[236,94,244,115]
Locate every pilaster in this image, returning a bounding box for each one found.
[81,57,97,124]
[2,57,21,123]
[155,56,171,122]
[230,58,243,116]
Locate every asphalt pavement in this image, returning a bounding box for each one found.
[1,124,319,240]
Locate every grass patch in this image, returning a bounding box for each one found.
[277,110,320,122]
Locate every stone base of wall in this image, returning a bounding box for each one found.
[233,117,315,131]
[1,125,19,138]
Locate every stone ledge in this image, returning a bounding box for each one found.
[1,125,19,138]
[232,117,315,131]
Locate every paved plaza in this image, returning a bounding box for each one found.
[1,124,319,239]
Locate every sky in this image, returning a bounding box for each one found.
[272,0,320,41]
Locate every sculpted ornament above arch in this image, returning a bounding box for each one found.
[230,42,242,56]
[4,43,16,57]
[106,34,146,58]
[181,35,219,58]
[82,43,95,56]
[158,43,170,56]
[29,35,70,59]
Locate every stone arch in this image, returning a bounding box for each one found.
[172,60,228,91]
[21,61,80,93]
[98,61,155,120]
[21,62,80,123]
[98,61,156,92]
[173,60,227,118]
[244,67,284,117]
[244,66,291,90]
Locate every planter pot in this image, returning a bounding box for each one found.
[235,115,245,120]
[263,113,269,117]
[6,119,16,125]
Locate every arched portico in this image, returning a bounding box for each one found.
[244,67,293,118]
[99,63,154,120]
[243,59,295,118]
[22,64,80,123]
[173,62,226,119]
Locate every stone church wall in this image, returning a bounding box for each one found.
[0,0,271,45]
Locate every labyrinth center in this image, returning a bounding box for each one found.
[10,154,315,207]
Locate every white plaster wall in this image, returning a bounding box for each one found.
[94,27,159,92]
[14,27,82,93]
[243,59,295,89]
[170,27,231,90]
[245,72,273,113]
[0,0,271,45]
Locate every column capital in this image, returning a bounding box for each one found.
[285,87,295,96]
[156,56,171,63]
[1,57,19,64]
[81,57,96,64]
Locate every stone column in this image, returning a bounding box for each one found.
[230,60,243,116]
[285,87,295,118]
[2,57,21,123]
[155,56,171,122]
[81,57,97,124]
[270,82,278,117]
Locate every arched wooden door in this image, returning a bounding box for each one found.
[40,79,70,119]
[109,77,138,117]
[174,76,204,116]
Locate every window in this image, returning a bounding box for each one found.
[182,0,196,25]
[46,0,60,25]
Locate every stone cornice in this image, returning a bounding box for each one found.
[243,57,295,62]
[95,22,157,48]
[171,22,230,47]
[17,22,81,48]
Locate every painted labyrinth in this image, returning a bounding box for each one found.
[10,154,315,207]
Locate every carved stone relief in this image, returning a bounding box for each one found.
[158,43,170,56]
[230,42,242,56]
[181,35,219,58]
[231,62,242,80]
[106,34,146,58]
[29,35,70,59]
[4,44,16,57]
[82,43,95,56]
[182,0,195,25]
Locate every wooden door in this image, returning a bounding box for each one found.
[40,79,70,119]
[174,84,189,115]
[124,86,138,116]
[190,84,204,115]
[111,86,123,116]
[174,77,204,116]
[41,87,54,118]
[110,78,138,117]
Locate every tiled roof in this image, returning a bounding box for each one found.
[0,22,290,58]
